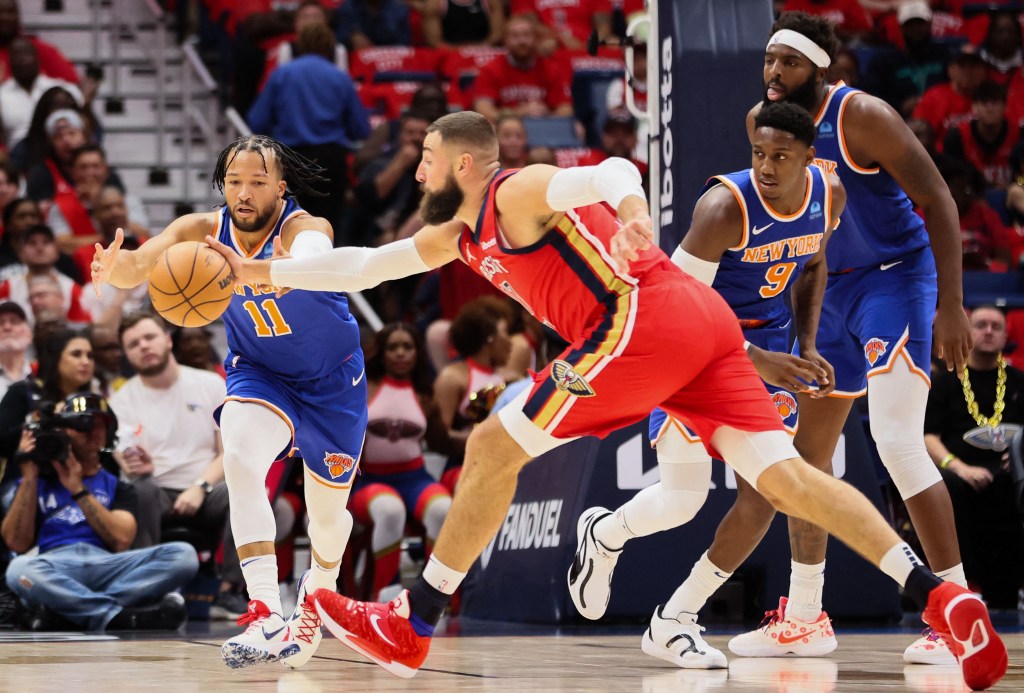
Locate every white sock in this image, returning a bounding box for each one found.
[305,555,341,594]
[240,554,283,615]
[787,560,825,623]
[879,542,923,588]
[663,551,732,623]
[422,554,467,595]
[936,563,968,589]
[592,509,635,551]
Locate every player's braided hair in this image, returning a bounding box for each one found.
[211,135,329,198]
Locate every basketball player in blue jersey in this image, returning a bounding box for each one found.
[616,12,970,666]
[89,136,364,669]
[568,102,845,668]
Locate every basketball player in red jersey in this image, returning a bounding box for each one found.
[208,112,1006,689]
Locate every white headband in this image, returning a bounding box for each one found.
[767,29,831,68]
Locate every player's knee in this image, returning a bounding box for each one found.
[734,479,778,522]
[874,440,941,499]
[660,487,708,525]
[368,492,407,539]
[756,460,813,515]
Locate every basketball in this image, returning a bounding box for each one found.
[148,241,234,327]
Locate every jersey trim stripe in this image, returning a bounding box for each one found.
[837,91,880,175]
[812,82,844,127]
[526,290,636,431]
[223,395,297,454]
[712,175,750,251]
[749,168,814,221]
[823,167,834,234]
[556,212,636,295]
[866,326,931,387]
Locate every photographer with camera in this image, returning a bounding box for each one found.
[2,392,198,631]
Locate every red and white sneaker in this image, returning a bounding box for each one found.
[220,600,299,669]
[313,588,431,679]
[903,627,956,665]
[728,597,837,658]
[281,570,322,669]
[922,582,1007,690]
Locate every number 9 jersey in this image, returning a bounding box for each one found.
[215,197,361,381]
[706,165,833,332]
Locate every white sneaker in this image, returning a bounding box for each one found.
[567,507,622,620]
[221,600,299,668]
[727,597,837,658]
[281,571,323,669]
[641,605,728,669]
[903,627,957,665]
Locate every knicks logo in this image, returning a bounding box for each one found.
[550,360,596,397]
[771,391,798,419]
[323,452,356,480]
[864,338,889,366]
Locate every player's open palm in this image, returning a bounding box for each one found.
[748,346,830,394]
[610,215,652,272]
[91,227,124,297]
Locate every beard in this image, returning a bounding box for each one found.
[419,173,464,225]
[229,201,278,232]
[763,71,819,113]
[136,350,171,377]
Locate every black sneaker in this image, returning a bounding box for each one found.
[108,593,187,630]
[210,590,249,621]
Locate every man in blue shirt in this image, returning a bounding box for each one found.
[2,392,198,631]
[248,22,371,243]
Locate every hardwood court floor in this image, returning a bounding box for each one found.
[2,626,1022,692]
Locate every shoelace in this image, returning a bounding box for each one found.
[758,608,783,632]
[293,601,321,644]
[236,607,269,630]
[920,626,942,643]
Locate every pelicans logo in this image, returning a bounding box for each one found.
[864,338,889,366]
[324,452,356,480]
[550,360,596,397]
[771,391,798,419]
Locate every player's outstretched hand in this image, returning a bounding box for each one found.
[934,302,972,377]
[610,215,653,272]
[205,234,272,287]
[91,227,124,298]
[748,345,830,394]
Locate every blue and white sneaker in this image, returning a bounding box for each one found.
[221,600,299,669]
[281,570,323,669]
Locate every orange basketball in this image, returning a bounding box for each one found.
[148,241,234,327]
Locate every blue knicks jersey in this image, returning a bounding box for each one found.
[705,167,830,330]
[812,83,929,272]
[216,198,360,381]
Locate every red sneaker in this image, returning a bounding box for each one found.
[922,582,1007,691]
[312,588,430,679]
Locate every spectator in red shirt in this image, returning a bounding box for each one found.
[0,0,78,85]
[257,1,349,94]
[471,15,573,121]
[577,108,648,181]
[781,0,872,42]
[944,80,1021,188]
[510,0,612,56]
[979,9,1023,86]
[913,45,987,149]
[496,114,530,168]
[0,224,91,328]
[942,161,1016,269]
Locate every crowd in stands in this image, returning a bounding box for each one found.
[2,0,1024,627]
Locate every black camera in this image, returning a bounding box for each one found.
[21,393,119,479]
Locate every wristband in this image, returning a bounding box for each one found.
[71,488,90,501]
[194,479,213,494]
[743,341,751,352]
[940,453,955,469]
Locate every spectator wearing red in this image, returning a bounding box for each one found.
[979,9,1023,86]
[0,0,78,84]
[471,15,573,121]
[941,161,1016,270]
[258,1,348,93]
[422,0,505,49]
[781,0,872,42]
[577,108,648,180]
[496,114,529,169]
[944,80,1021,189]
[510,0,612,55]
[913,45,987,149]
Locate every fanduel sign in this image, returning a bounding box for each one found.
[480,499,564,569]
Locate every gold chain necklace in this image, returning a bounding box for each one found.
[961,353,1006,428]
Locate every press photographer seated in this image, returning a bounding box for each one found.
[924,306,1024,608]
[1,392,198,631]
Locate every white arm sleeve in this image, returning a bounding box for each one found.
[288,230,334,259]
[269,237,431,292]
[670,246,719,286]
[545,157,646,211]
